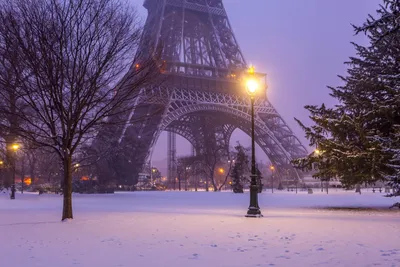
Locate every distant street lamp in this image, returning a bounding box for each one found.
[245,65,262,218]
[270,165,275,193]
[10,143,20,199]
[0,160,4,188]
[314,148,324,192]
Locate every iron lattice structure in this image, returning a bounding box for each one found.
[106,0,308,185]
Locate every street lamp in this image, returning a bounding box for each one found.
[314,148,325,192]
[10,143,20,199]
[11,144,20,151]
[270,165,275,193]
[245,65,262,218]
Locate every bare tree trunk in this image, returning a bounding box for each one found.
[185,177,187,191]
[28,153,36,186]
[62,155,73,221]
[20,158,26,194]
[210,171,218,192]
[4,137,15,188]
[218,162,233,191]
[355,184,361,194]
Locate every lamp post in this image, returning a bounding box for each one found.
[245,66,262,218]
[151,168,156,187]
[270,165,275,193]
[0,160,3,190]
[314,149,324,192]
[10,143,20,199]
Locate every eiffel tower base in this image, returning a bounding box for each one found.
[95,0,309,189]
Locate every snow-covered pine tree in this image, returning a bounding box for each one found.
[293,0,400,191]
[230,143,249,193]
[230,162,244,193]
[256,167,263,193]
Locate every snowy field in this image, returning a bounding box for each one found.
[1,190,400,267]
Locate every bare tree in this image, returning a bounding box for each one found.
[0,0,160,220]
[176,156,201,191]
[0,13,23,188]
[217,153,234,191]
[199,127,231,191]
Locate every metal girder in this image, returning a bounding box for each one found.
[133,85,307,169]
[142,0,245,77]
[141,86,277,114]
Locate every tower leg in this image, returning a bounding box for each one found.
[167,132,177,190]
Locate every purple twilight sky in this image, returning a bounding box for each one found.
[129,0,381,167]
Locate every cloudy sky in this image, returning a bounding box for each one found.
[129,0,381,165]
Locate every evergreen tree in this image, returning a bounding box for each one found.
[230,162,244,193]
[293,0,400,193]
[256,167,263,193]
[230,143,249,193]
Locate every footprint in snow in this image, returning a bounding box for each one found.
[189,253,199,260]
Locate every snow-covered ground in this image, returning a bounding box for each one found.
[1,190,399,267]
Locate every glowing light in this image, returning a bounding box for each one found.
[270,165,275,171]
[75,163,80,168]
[11,144,20,151]
[246,79,259,94]
[0,160,3,165]
[152,168,156,173]
[135,64,140,69]
[24,177,31,186]
[248,65,255,74]
[315,149,321,155]
[245,65,261,95]
[218,168,224,174]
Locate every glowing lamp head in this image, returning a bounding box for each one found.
[11,144,20,151]
[218,168,224,174]
[246,79,259,95]
[0,160,3,165]
[315,149,320,155]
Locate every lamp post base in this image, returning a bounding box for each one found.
[246,204,263,217]
[246,181,262,217]
[245,210,263,218]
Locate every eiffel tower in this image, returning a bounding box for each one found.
[105,0,308,186]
